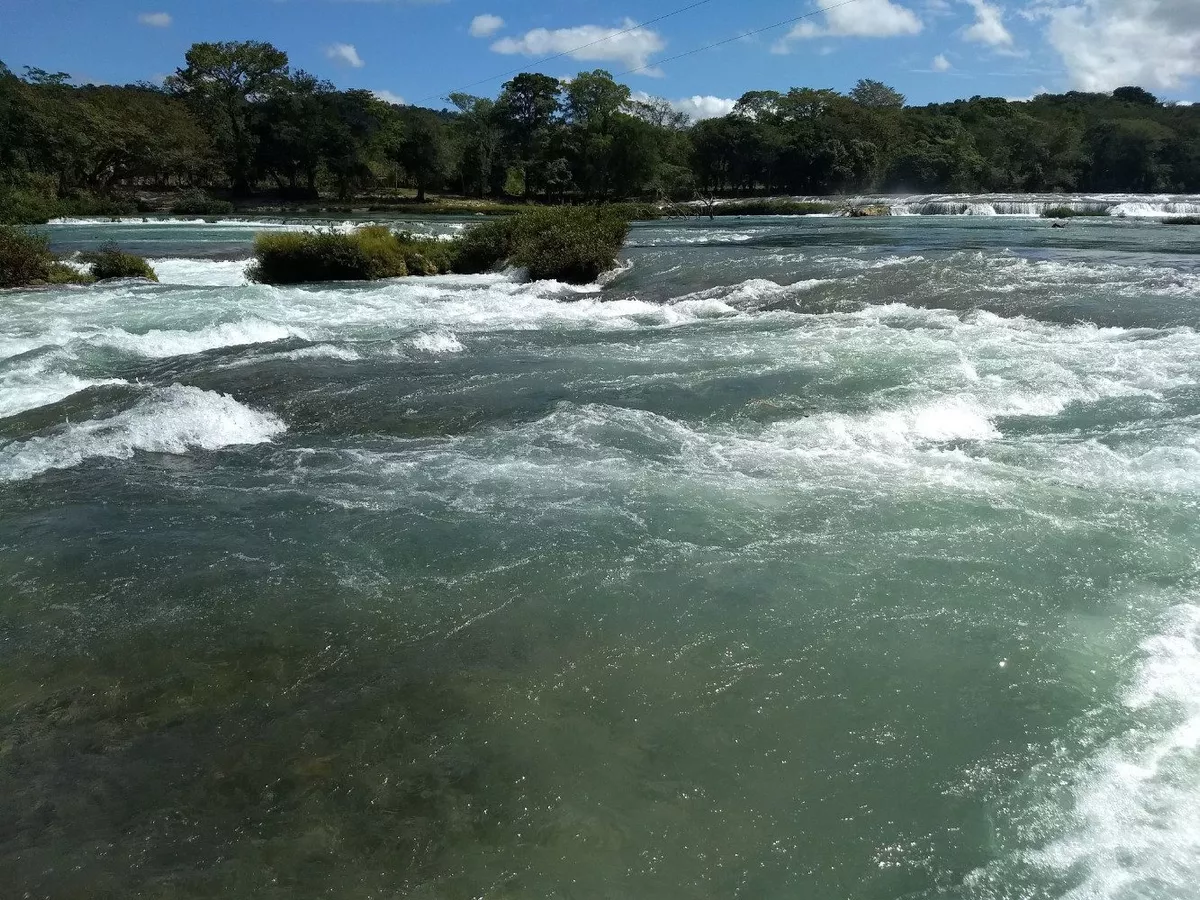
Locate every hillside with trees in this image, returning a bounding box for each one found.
[2,41,1199,221]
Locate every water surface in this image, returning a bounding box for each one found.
[2,209,1199,898]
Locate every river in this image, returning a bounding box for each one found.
[2,205,1200,898]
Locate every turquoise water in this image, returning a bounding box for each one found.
[3,214,1200,898]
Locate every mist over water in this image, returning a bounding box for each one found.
[3,206,1200,898]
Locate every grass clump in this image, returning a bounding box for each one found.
[170,190,235,216]
[1041,206,1108,219]
[711,199,837,216]
[250,206,633,286]
[505,206,631,283]
[1163,216,1200,225]
[79,244,158,281]
[248,230,394,284]
[0,226,92,288]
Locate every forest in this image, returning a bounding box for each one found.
[2,39,1199,221]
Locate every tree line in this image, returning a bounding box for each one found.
[2,40,1199,214]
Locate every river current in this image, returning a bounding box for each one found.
[3,208,1200,898]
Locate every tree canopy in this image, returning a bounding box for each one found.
[3,40,1199,212]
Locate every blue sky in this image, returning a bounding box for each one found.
[2,0,1197,118]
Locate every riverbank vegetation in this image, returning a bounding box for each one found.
[1040,207,1110,219]
[0,226,156,287]
[3,45,1200,225]
[249,207,630,285]
[1163,216,1200,225]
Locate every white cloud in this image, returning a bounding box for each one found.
[962,0,1013,46]
[373,89,405,105]
[137,11,172,27]
[1004,84,1049,101]
[774,0,922,50]
[491,19,666,73]
[932,53,953,71]
[630,90,737,121]
[469,14,504,38]
[1039,0,1200,91]
[325,43,365,68]
[673,95,738,120]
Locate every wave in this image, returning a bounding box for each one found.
[410,331,465,353]
[149,257,250,287]
[0,370,128,419]
[89,319,306,357]
[0,384,285,481]
[813,193,1200,218]
[1017,603,1200,898]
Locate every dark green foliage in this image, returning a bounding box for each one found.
[170,190,234,215]
[6,40,1200,206]
[1163,216,1200,225]
[450,216,519,274]
[0,225,91,287]
[1041,207,1109,218]
[248,230,397,284]
[250,207,631,285]
[604,202,662,220]
[504,206,630,284]
[709,200,837,216]
[80,244,158,281]
[0,188,59,225]
[0,188,136,225]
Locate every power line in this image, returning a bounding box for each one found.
[414,0,719,105]
[617,0,869,78]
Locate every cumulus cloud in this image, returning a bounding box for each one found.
[774,0,922,51]
[491,19,666,73]
[138,11,172,27]
[631,90,737,121]
[673,95,739,120]
[1039,0,1200,91]
[469,14,504,37]
[932,53,952,70]
[373,89,405,105]
[962,0,1013,46]
[325,43,365,68]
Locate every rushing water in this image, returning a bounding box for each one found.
[3,209,1200,898]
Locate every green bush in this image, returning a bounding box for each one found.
[505,207,631,283]
[1163,216,1200,225]
[0,189,59,225]
[1041,206,1108,219]
[249,207,632,285]
[0,225,92,288]
[249,231,389,284]
[80,244,158,281]
[170,190,235,216]
[709,199,837,216]
[605,202,662,221]
[450,217,518,274]
[58,193,138,218]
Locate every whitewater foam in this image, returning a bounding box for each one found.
[149,257,250,287]
[1027,604,1200,898]
[410,331,465,353]
[0,385,286,481]
[0,370,129,419]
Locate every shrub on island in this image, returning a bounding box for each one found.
[1041,207,1108,219]
[80,244,159,281]
[249,206,632,286]
[0,226,92,288]
[712,199,838,216]
[170,190,236,216]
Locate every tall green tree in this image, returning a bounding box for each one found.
[388,108,450,202]
[166,41,290,194]
[497,73,562,199]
